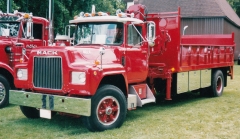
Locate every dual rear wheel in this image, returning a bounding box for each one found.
[211,70,224,97]
[201,69,224,97]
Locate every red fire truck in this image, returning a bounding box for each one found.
[9,4,235,131]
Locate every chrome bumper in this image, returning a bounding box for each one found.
[9,90,91,116]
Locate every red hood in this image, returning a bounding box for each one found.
[30,46,119,67]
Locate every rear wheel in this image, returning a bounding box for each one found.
[0,75,10,108]
[20,106,40,118]
[82,85,127,132]
[211,70,224,97]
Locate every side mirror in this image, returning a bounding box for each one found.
[26,21,34,39]
[147,21,156,47]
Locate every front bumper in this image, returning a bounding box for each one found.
[9,90,91,116]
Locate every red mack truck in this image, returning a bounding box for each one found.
[0,10,51,108]
[0,10,72,108]
[9,4,235,131]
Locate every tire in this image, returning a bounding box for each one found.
[0,75,10,108]
[20,106,40,118]
[238,59,240,65]
[82,85,127,132]
[211,70,224,97]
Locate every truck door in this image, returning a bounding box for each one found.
[124,24,148,83]
[19,23,45,56]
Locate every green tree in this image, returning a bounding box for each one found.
[10,0,125,36]
[0,0,18,13]
[227,0,240,17]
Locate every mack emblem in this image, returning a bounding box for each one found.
[37,51,58,55]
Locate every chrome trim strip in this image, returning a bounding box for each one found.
[9,90,91,116]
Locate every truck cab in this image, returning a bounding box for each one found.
[0,11,49,108]
[10,7,157,131]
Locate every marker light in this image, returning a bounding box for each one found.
[84,13,91,17]
[24,13,30,19]
[13,10,18,14]
[98,12,108,16]
[117,13,127,18]
[94,60,100,65]
[79,12,84,17]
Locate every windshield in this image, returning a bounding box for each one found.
[75,22,123,45]
[0,22,20,37]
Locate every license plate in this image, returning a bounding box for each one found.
[40,109,52,119]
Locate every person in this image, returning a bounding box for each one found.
[114,27,123,43]
[106,24,123,44]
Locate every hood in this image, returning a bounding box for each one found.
[66,46,119,66]
[31,46,119,67]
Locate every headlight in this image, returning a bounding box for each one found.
[17,69,28,80]
[71,72,86,84]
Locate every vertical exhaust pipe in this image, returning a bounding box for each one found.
[7,0,12,13]
[48,0,54,45]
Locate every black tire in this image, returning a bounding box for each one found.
[0,75,10,108]
[238,59,240,65]
[82,85,127,132]
[20,106,40,118]
[211,70,224,97]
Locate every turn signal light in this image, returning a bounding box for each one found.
[24,13,30,19]
[95,60,100,65]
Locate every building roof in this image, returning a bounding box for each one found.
[136,0,240,26]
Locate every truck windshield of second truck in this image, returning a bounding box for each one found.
[0,22,20,37]
[75,22,123,45]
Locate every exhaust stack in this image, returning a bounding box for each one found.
[48,0,54,45]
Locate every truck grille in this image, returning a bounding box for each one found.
[33,57,62,89]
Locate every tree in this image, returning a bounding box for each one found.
[227,0,240,17]
[8,0,126,36]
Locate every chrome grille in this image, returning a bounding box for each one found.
[33,57,62,89]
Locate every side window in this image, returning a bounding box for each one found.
[33,24,42,39]
[22,23,42,39]
[127,25,142,47]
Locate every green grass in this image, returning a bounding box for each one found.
[1,64,240,139]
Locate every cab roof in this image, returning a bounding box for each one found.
[69,16,144,24]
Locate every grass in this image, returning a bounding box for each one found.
[1,64,240,139]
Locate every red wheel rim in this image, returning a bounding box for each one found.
[96,96,120,125]
[216,76,222,93]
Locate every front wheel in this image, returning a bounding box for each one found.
[82,85,127,132]
[211,70,224,97]
[0,75,10,108]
